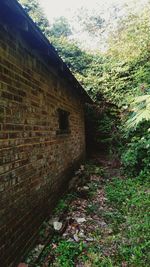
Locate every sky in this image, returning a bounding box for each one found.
[38,0,126,22]
[39,0,99,21]
[38,0,149,22]
[38,0,149,50]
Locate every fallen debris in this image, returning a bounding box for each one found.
[75,218,86,224]
[53,221,63,231]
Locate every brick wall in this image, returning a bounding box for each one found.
[0,22,86,267]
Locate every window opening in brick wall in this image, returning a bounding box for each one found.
[57,108,70,134]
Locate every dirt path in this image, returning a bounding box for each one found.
[23,155,124,267]
[18,154,150,267]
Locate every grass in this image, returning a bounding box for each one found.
[104,176,150,266]
[54,193,77,214]
[54,241,87,267]
[80,175,150,267]
[25,163,150,267]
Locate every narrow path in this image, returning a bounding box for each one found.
[24,155,120,266]
[24,155,149,267]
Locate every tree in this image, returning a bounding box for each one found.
[49,17,72,38]
[76,7,105,37]
[107,4,150,62]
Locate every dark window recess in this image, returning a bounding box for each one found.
[57,109,70,134]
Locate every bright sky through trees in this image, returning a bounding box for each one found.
[38,0,149,50]
[38,0,149,22]
[39,0,98,20]
[38,0,124,21]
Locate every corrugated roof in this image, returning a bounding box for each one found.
[0,0,92,103]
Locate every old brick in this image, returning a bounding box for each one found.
[1,91,13,100]
[0,4,87,267]
[18,264,28,267]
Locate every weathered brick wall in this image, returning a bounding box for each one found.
[0,22,85,267]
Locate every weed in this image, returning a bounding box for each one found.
[105,177,150,266]
[81,245,114,267]
[86,203,100,215]
[54,240,86,267]
[85,163,104,177]
[54,193,76,214]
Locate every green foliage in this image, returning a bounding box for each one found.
[96,54,150,105]
[82,248,114,267]
[105,177,150,266]
[54,193,77,214]
[96,3,150,105]
[86,203,100,215]
[54,199,68,214]
[96,2,150,180]
[50,36,106,101]
[55,241,86,267]
[50,37,93,75]
[49,17,72,38]
[108,5,150,62]
[85,102,120,154]
[121,122,150,178]
[126,95,150,128]
[77,7,105,36]
[120,95,150,180]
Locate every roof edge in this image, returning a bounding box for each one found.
[0,0,93,104]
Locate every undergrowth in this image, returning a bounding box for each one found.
[104,176,150,266]
[25,164,150,267]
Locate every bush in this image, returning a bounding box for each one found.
[121,121,150,178]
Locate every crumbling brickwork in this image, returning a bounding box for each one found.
[0,22,86,266]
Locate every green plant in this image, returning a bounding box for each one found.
[126,94,150,129]
[55,241,86,267]
[121,122,150,177]
[105,177,150,266]
[86,203,100,215]
[54,193,77,214]
[54,199,68,214]
[85,164,104,176]
[82,245,114,267]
